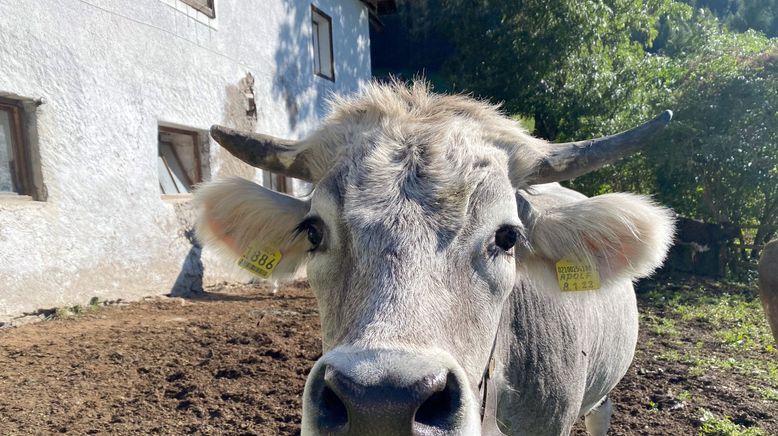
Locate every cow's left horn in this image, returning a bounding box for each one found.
[528,110,672,184]
[210,125,314,182]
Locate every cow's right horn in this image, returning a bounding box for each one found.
[528,110,672,184]
[210,125,314,182]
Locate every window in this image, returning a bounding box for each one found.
[311,6,334,81]
[158,126,206,195]
[0,96,39,198]
[181,0,215,18]
[263,171,290,194]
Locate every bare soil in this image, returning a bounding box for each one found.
[0,279,775,435]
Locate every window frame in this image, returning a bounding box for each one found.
[263,170,291,195]
[311,5,335,82]
[157,125,206,197]
[0,97,34,198]
[181,0,215,19]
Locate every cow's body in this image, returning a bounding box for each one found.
[195,83,674,435]
[759,239,778,343]
[482,184,639,434]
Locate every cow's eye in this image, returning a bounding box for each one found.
[307,225,323,249]
[495,225,520,252]
[295,218,324,251]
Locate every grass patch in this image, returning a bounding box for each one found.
[655,349,778,386]
[749,385,778,401]
[643,278,778,389]
[677,390,692,402]
[50,297,103,319]
[642,312,681,337]
[673,294,774,352]
[698,409,767,435]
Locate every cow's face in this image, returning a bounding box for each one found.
[195,83,674,435]
[298,140,521,433]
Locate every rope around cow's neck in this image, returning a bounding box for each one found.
[478,295,507,423]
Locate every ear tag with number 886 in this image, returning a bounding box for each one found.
[237,241,282,279]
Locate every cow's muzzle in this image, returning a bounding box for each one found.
[302,348,479,435]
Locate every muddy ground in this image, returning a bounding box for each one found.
[0,278,775,435]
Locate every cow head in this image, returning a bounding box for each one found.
[195,82,674,435]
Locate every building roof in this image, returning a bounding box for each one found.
[360,0,397,30]
[360,0,397,15]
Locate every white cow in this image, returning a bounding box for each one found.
[195,82,675,435]
[759,239,778,343]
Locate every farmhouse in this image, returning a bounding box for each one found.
[0,0,394,322]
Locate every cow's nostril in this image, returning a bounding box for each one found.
[414,372,461,430]
[305,353,473,434]
[319,385,348,431]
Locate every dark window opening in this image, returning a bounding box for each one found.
[182,0,215,18]
[158,126,206,195]
[0,96,40,199]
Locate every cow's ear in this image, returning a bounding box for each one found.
[194,177,311,280]
[524,193,675,283]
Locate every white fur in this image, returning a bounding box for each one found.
[193,177,310,279]
[584,397,613,436]
[273,81,549,187]
[193,83,677,435]
[528,192,675,283]
[759,239,778,342]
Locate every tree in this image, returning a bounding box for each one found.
[378,1,778,276]
[570,13,778,264]
[437,0,686,140]
[681,0,778,37]
[653,27,778,258]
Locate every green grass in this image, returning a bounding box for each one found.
[655,349,778,386]
[677,390,692,402]
[698,409,767,436]
[50,297,103,319]
[749,385,778,401]
[643,279,778,396]
[642,312,681,337]
[673,293,774,352]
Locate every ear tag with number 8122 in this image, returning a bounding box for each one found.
[237,241,282,279]
[555,258,601,292]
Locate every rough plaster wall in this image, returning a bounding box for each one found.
[0,0,371,321]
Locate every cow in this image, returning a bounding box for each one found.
[194,82,675,435]
[759,239,778,343]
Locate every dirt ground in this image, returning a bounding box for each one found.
[0,278,775,435]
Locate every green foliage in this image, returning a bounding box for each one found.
[673,292,775,351]
[648,25,778,225]
[438,0,688,140]
[387,0,778,275]
[751,385,778,401]
[642,312,681,336]
[682,0,778,37]
[50,297,103,319]
[562,11,778,235]
[699,408,768,435]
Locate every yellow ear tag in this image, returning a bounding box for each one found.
[555,258,601,292]
[237,241,282,279]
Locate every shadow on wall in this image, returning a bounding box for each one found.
[272,0,370,131]
[170,228,204,297]
[274,1,317,130]
[330,2,371,91]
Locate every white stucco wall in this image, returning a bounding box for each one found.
[0,0,372,321]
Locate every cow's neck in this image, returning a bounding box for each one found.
[488,277,586,434]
